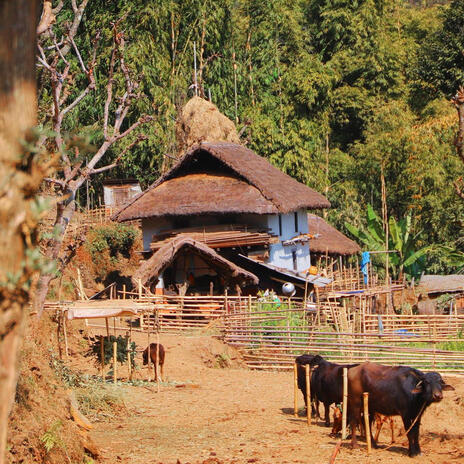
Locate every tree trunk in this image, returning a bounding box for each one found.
[452,87,464,199]
[33,190,77,316]
[0,2,38,463]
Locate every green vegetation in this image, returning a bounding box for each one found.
[88,335,137,368]
[40,420,67,454]
[346,204,431,280]
[86,224,138,260]
[38,0,464,276]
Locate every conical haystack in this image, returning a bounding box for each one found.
[176,96,240,154]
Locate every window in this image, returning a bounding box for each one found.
[294,212,299,232]
[278,214,282,236]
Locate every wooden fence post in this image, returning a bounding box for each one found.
[63,313,69,359]
[100,335,105,380]
[363,392,371,455]
[294,363,299,418]
[113,341,117,384]
[305,364,311,426]
[342,368,348,440]
[126,335,132,380]
[147,329,151,381]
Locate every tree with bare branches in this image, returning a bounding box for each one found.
[33,1,153,315]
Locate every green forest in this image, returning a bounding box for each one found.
[37,0,464,276]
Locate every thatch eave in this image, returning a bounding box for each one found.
[307,214,361,256]
[132,236,259,288]
[112,142,330,222]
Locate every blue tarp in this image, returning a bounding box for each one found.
[361,251,370,284]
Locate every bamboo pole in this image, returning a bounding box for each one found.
[105,318,110,337]
[156,332,160,393]
[63,313,69,359]
[305,364,311,426]
[294,363,299,418]
[126,335,132,380]
[342,368,348,440]
[147,328,151,381]
[100,335,105,380]
[113,341,117,384]
[328,439,342,464]
[363,392,371,454]
[57,312,63,359]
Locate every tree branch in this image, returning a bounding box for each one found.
[52,1,64,15]
[114,115,153,142]
[61,77,95,117]
[103,45,117,139]
[88,134,148,175]
[37,0,55,35]
[44,177,66,189]
[60,0,89,56]
[71,36,87,72]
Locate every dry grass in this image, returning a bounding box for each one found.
[176,96,240,153]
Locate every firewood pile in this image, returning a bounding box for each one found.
[150,224,278,250]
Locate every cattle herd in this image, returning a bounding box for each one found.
[295,354,455,457]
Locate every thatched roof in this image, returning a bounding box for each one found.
[114,142,330,221]
[132,236,259,288]
[307,214,361,256]
[418,275,464,294]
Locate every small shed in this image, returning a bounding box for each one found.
[416,275,464,314]
[103,179,142,209]
[307,214,361,257]
[132,236,258,294]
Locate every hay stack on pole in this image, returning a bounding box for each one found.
[175,96,241,155]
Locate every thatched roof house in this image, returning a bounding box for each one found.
[113,142,330,222]
[132,236,258,289]
[307,214,360,256]
[418,275,464,294]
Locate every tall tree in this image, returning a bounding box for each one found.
[414,0,464,199]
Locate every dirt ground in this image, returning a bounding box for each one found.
[71,329,464,464]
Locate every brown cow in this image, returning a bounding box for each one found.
[142,343,165,382]
[347,362,454,457]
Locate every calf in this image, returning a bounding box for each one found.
[347,362,454,457]
[332,408,394,445]
[142,343,165,382]
[296,354,357,426]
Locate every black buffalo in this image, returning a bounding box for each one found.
[347,362,454,457]
[296,354,357,426]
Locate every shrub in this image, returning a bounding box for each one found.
[88,335,137,367]
[86,224,137,259]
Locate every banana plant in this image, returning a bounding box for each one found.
[345,205,430,280]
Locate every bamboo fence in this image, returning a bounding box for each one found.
[46,284,464,374]
[222,304,464,373]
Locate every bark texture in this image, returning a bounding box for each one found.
[0,1,39,462]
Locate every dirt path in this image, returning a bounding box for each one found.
[85,332,464,464]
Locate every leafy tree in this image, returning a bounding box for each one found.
[345,205,431,280]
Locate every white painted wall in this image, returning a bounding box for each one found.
[141,217,173,251]
[141,209,311,273]
[267,209,310,272]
